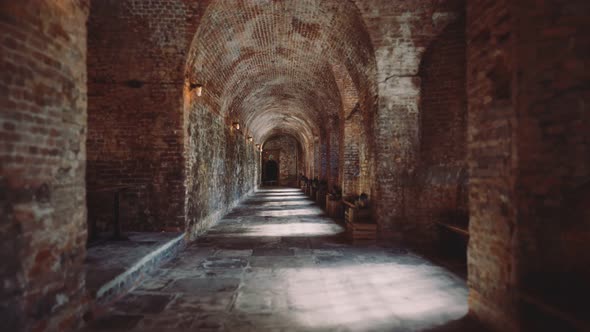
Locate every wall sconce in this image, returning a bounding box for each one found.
[232,122,240,130]
[255,144,261,149]
[247,136,253,142]
[189,83,203,96]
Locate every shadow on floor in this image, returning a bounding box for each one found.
[82,188,479,332]
[421,315,490,332]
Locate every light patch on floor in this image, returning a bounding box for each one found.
[256,208,323,217]
[239,222,344,237]
[83,188,473,332]
[286,264,467,330]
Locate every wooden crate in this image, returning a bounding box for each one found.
[343,200,376,242]
[343,200,370,221]
[325,196,343,218]
[346,220,377,241]
[310,188,319,201]
[316,189,327,208]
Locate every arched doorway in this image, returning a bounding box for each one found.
[264,160,279,186]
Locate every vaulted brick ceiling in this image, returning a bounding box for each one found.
[186,0,376,145]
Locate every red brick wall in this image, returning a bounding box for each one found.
[87,0,259,241]
[326,117,340,191]
[319,133,329,181]
[331,62,366,198]
[0,1,89,331]
[467,1,590,329]
[511,1,590,329]
[183,95,259,238]
[512,0,590,284]
[342,110,362,197]
[365,0,466,238]
[313,138,321,180]
[466,1,517,330]
[410,16,468,243]
[86,0,201,233]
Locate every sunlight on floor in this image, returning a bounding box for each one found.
[261,201,315,207]
[285,263,468,330]
[258,188,301,192]
[256,195,307,200]
[238,222,344,237]
[256,208,322,217]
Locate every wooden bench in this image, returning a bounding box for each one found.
[315,188,327,208]
[435,221,469,238]
[519,289,590,331]
[343,200,376,243]
[435,212,469,267]
[325,195,343,219]
[435,210,469,238]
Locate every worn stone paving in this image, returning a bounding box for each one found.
[85,232,183,297]
[82,188,478,332]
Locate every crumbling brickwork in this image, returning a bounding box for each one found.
[512,0,590,296]
[184,95,259,239]
[466,1,518,329]
[86,0,202,233]
[2,0,589,331]
[467,1,590,330]
[357,0,466,239]
[0,1,89,331]
[409,15,468,244]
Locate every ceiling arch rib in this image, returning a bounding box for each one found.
[186,0,377,142]
[247,107,314,143]
[232,72,340,142]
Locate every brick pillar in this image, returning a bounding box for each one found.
[341,110,362,197]
[0,1,89,331]
[466,1,519,330]
[373,76,421,239]
[319,132,329,181]
[327,117,340,191]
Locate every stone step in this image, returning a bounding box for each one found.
[85,232,185,305]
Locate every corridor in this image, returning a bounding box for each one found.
[84,188,474,332]
[3,1,589,330]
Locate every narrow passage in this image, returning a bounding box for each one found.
[84,188,474,332]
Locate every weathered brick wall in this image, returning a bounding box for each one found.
[355,0,465,239]
[466,1,517,330]
[313,138,321,181]
[467,1,590,330]
[305,142,315,180]
[511,1,590,330]
[409,16,468,244]
[184,93,259,238]
[86,0,202,233]
[512,0,590,286]
[326,117,340,190]
[263,135,300,187]
[0,1,89,331]
[342,110,362,197]
[319,133,329,181]
[331,62,365,198]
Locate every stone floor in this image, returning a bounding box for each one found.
[86,232,184,302]
[83,188,483,332]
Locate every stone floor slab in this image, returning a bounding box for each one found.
[82,188,485,332]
